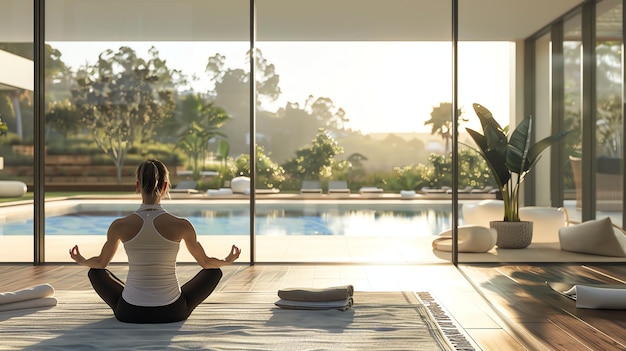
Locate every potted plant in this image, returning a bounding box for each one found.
[465,103,571,248]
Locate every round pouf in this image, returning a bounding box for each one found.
[0,180,27,197]
[230,176,250,194]
[490,221,533,249]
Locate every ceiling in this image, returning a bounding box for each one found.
[1,0,587,42]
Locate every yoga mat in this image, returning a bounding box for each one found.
[547,281,626,309]
[0,290,472,351]
[0,297,58,312]
[0,284,55,305]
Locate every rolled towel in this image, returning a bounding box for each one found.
[575,285,626,309]
[0,284,55,305]
[547,281,626,309]
[0,297,58,312]
[278,285,354,302]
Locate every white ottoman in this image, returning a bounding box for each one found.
[432,225,497,253]
[462,200,504,227]
[230,176,250,194]
[462,200,568,243]
[0,181,27,197]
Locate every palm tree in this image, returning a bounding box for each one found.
[423,102,466,154]
[175,95,230,179]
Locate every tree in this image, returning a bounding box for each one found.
[423,102,466,154]
[71,46,177,182]
[174,94,230,179]
[205,50,282,156]
[281,129,344,181]
[304,96,349,131]
[45,99,82,138]
[230,145,285,189]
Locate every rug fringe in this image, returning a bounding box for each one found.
[415,292,476,351]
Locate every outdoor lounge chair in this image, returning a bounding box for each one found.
[328,180,350,196]
[300,180,323,195]
[470,186,494,194]
[206,188,234,196]
[420,186,450,194]
[170,180,199,194]
[446,186,474,194]
[359,186,383,197]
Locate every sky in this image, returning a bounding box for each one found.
[49,41,513,135]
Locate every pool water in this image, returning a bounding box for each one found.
[0,202,460,237]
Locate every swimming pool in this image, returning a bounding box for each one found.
[0,201,461,237]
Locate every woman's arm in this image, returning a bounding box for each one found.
[181,220,241,268]
[69,220,122,269]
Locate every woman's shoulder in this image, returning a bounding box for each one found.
[156,212,193,227]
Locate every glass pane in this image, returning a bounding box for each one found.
[563,15,584,223]
[457,1,525,260]
[256,0,453,263]
[44,0,250,263]
[595,0,623,225]
[0,0,34,262]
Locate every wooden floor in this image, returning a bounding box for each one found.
[459,263,626,351]
[2,263,625,350]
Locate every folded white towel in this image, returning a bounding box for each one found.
[0,297,58,312]
[278,285,354,302]
[0,284,55,305]
[275,297,353,311]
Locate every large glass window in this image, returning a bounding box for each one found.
[256,0,454,262]
[563,14,584,222]
[595,0,623,225]
[2,0,613,264]
[0,0,34,262]
[44,0,251,263]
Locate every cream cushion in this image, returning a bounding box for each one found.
[0,180,27,197]
[432,225,497,253]
[559,217,626,257]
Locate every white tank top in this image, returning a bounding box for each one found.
[121,204,181,307]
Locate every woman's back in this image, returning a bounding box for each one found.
[122,204,181,306]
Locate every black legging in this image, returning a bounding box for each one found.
[88,268,223,324]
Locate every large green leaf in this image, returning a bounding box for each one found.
[473,104,508,155]
[466,128,510,186]
[526,130,572,169]
[505,117,532,174]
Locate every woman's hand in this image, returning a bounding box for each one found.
[69,245,86,265]
[225,245,241,263]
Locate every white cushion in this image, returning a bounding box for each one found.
[462,200,503,227]
[432,225,497,253]
[463,200,567,243]
[559,217,626,257]
[400,190,416,198]
[0,180,27,197]
[230,176,250,194]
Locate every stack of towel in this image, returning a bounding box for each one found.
[275,285,354,311]
[0,284,57,312]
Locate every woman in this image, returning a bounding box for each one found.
[69,159,241,323]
